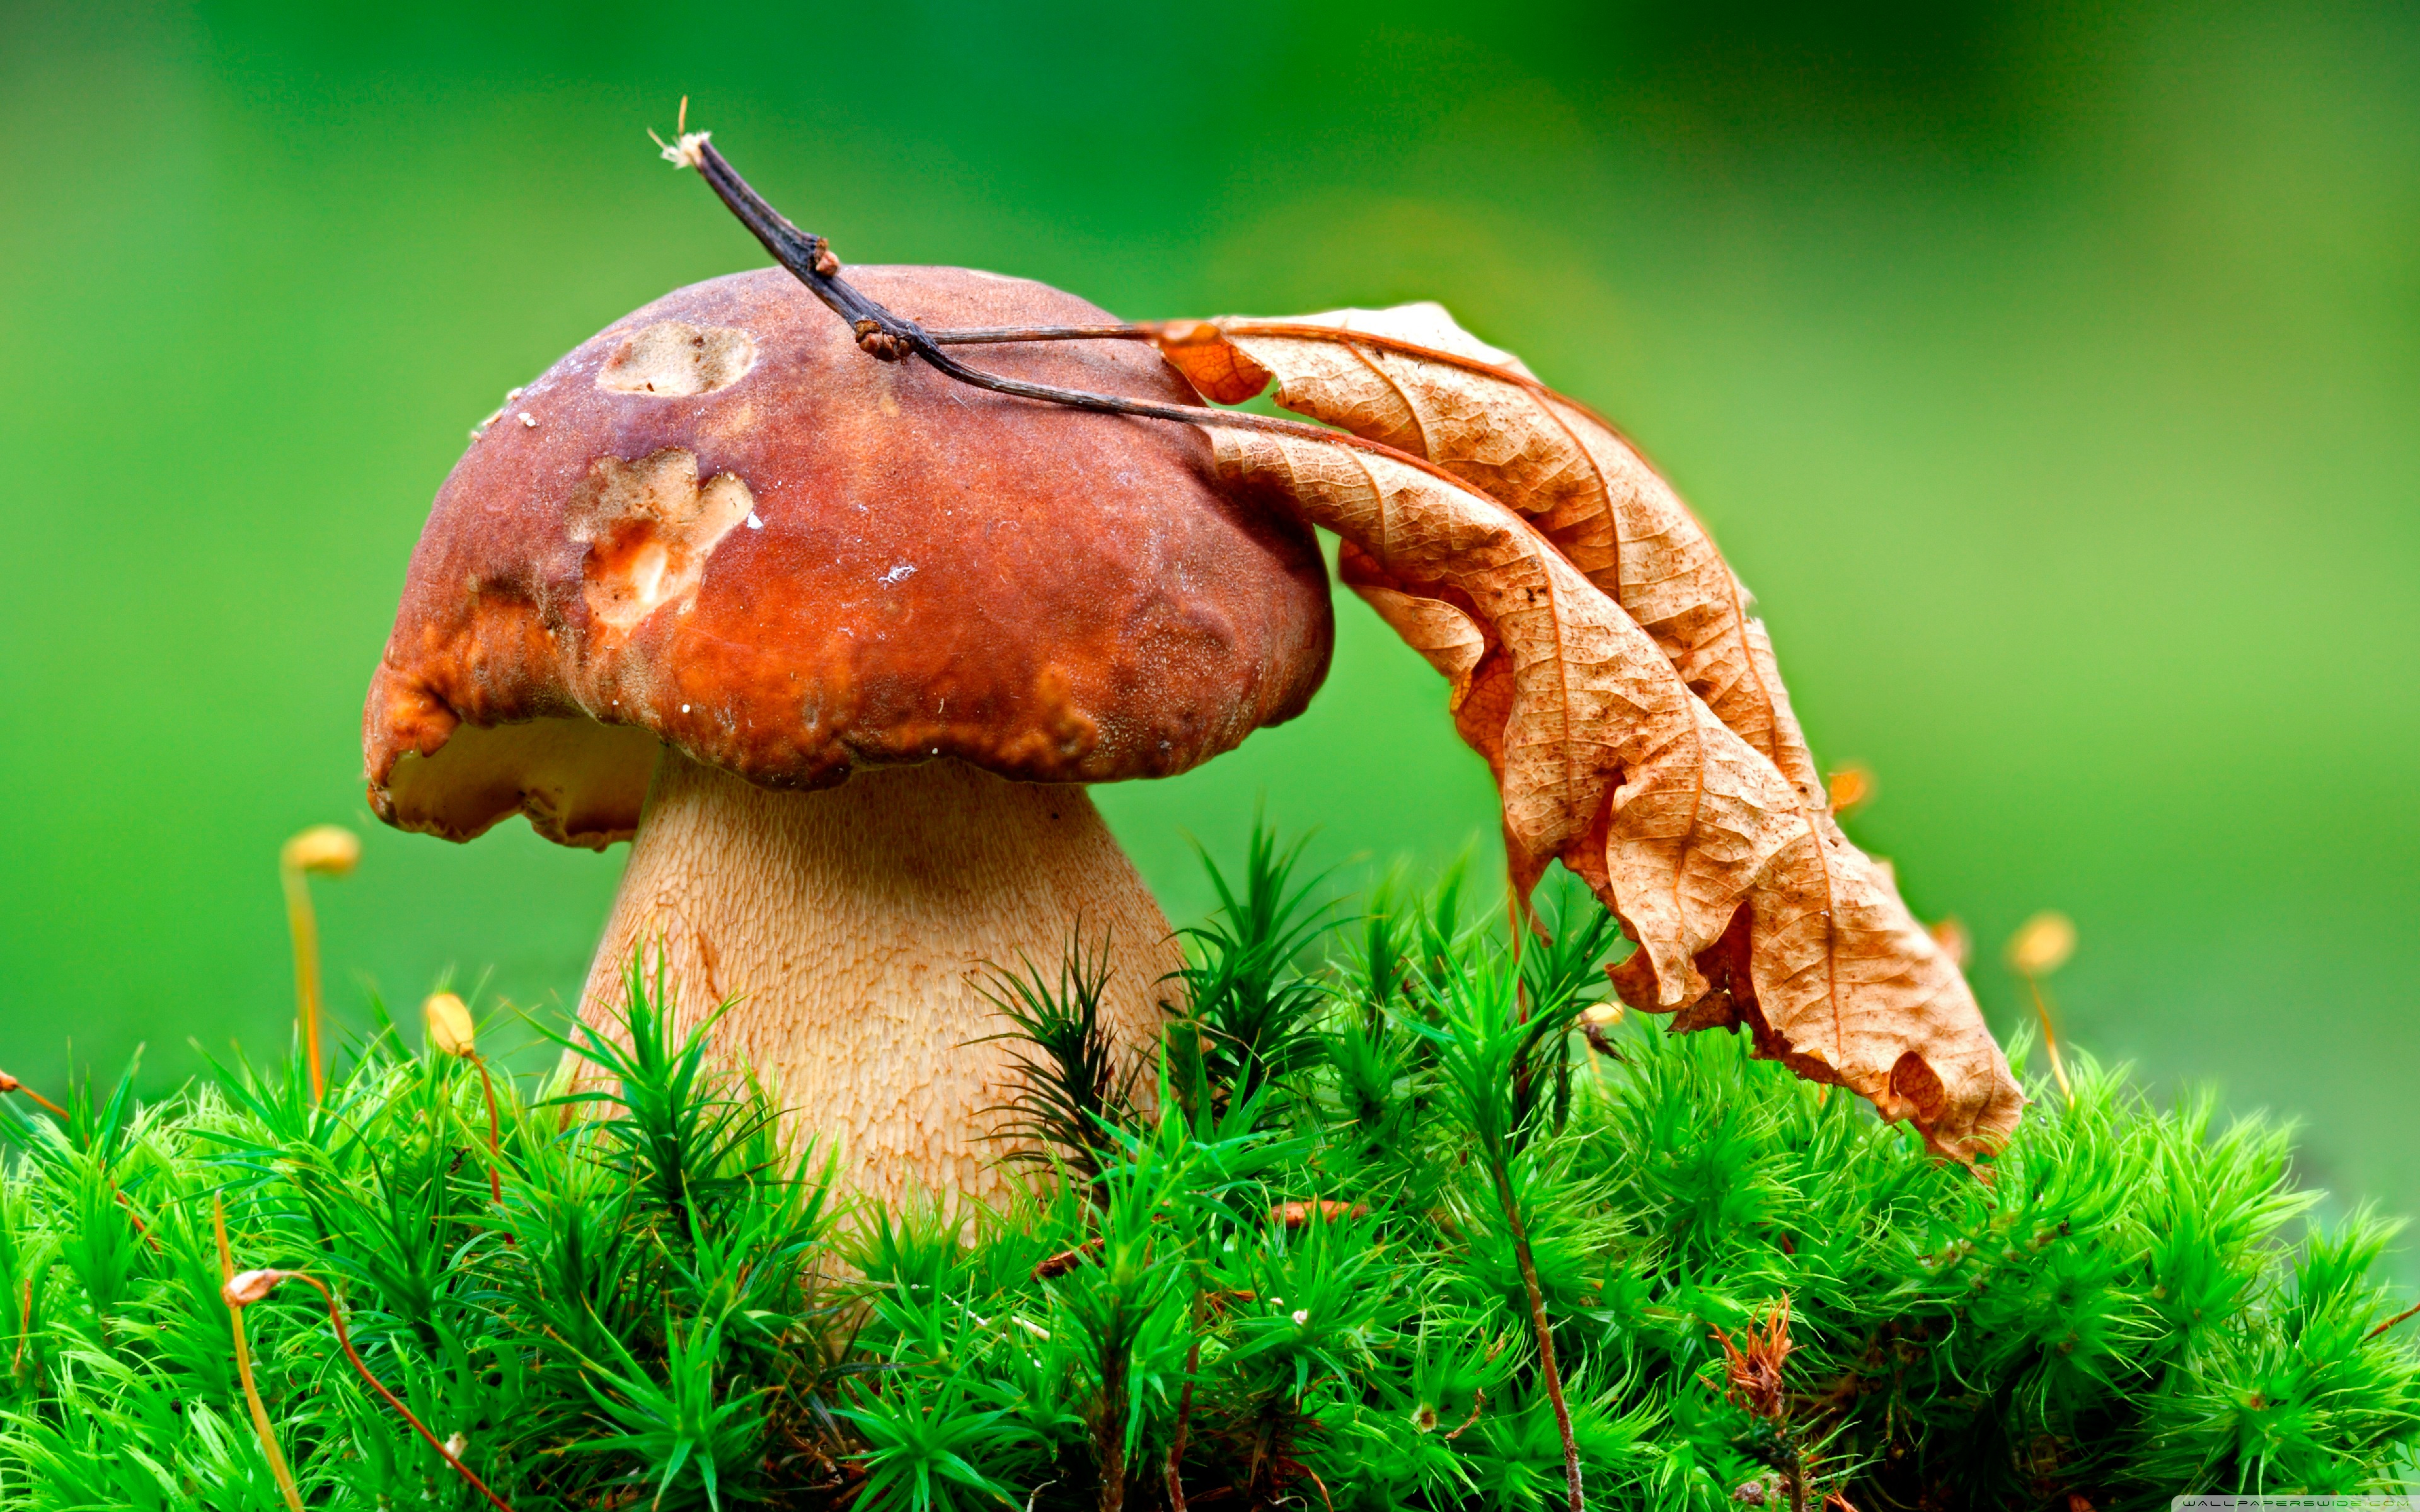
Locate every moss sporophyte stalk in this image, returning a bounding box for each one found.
[0,844,2415,1508]
[277,823,359,1105]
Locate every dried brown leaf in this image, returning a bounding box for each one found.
[1156,306,1823,811]
[1204,424,2020,1159]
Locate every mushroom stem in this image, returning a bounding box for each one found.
[578,750,1182,1207]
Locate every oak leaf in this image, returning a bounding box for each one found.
[1156,306,1823,811]
[1196,416,2020,1160]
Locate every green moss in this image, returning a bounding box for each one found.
[0,848,2412,1509]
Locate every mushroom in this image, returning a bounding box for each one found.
[363,266,1333,1205]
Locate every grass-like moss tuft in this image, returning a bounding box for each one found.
[0,839,2414,1509]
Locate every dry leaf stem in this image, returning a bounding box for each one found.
[926,314,1667,503]
[920,316,1624,429]
[897,312,1674,531]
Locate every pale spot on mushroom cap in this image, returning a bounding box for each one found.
[623,539,669,605]
[597,319,759,398]
[704,398,759,440]
[570,449,756,631]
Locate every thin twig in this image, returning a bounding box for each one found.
[663,132,1519,496]
[0,1071,67,1121]
[1163,319,1624,421]
[224,1269,516,1512]
[926,324,1147,345]
[904,310,1662,466]
[2365,1297,2420,1343]
[1492,1166,1585,1510]
[216,1198,306,1512]
[877,311,1649,461]
[1442,1387,1486,1440]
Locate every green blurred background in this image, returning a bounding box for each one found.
[3,1,2415,1246]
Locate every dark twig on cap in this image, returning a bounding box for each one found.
[676,129,1248,425]
[851,313,1652,469]
[659,130,1494,486]
[926,324,1148,345]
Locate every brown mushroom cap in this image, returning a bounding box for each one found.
[365,266,1334,848]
